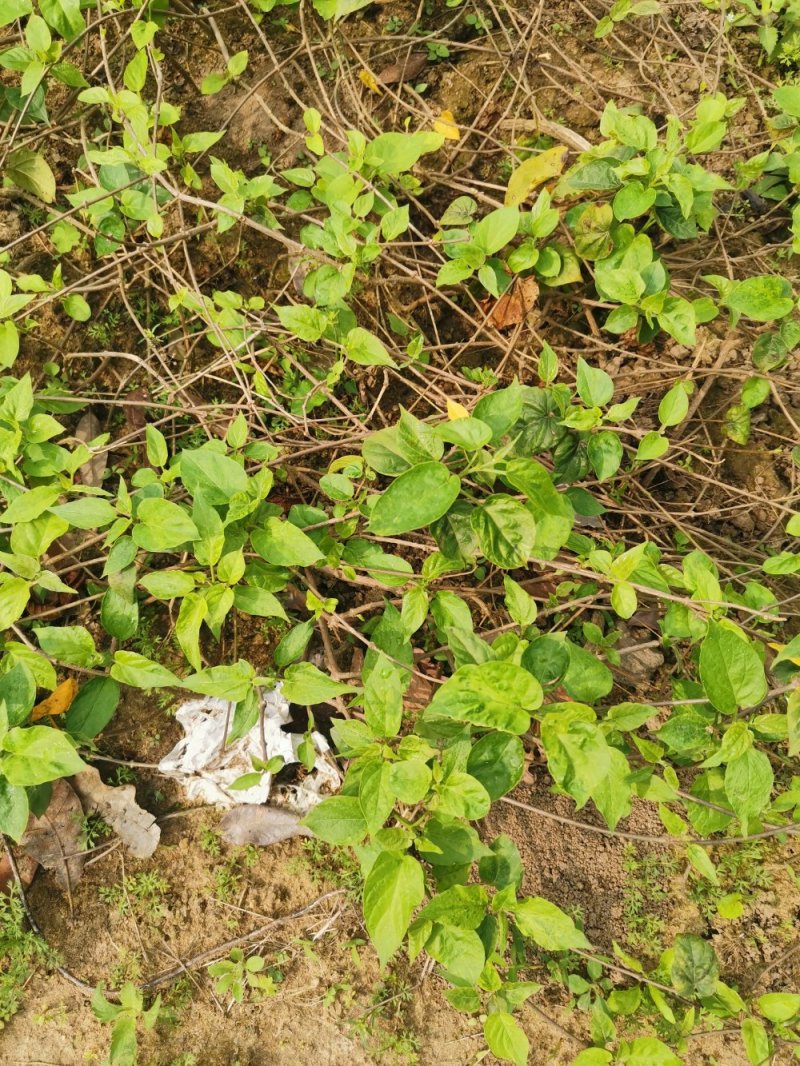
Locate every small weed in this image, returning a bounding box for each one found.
[109,949,142,987]
[0,892,53,1025]
[346,971,421,1065]
[92,982,161,1065]
[86,307,123,347]
[208,948,282,1003]
[689,841,773,920]
[110,765,137,786]
[99,872,170,920]
[200,825,222,858]
[82,812,112,849]
[621,845,679,955]
[302,838,362,899]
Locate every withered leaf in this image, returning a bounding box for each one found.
[72,767,160,859]
[19,779,86,891]
[74,411,105,488]
[485,277,540,329]
[219,805,312,847]
[31,677,78,722]
[377,52,427,86]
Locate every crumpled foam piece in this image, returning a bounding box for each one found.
[157,687,340,812]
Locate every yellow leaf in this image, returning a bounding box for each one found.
[769,642,800,667]
[447,400,469,420]
[433,109,460,141]
[504,144,569,207]
[358,69,381,94]
[31,678,78,721]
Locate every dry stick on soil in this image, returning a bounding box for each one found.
[2,833,345,1000]
[500,795,800,848]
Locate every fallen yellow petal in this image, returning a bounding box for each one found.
[433,109,460,141]
[359,69,381,94]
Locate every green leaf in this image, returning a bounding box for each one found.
[724,748,773,822]
[757,992,800,1024]
[133,498,199,551]
[369,462,461,536]
[62,293,91,322]
[658,382,691,427]
[671,933,719,997]
[344,327,397,367]
[139,571,196,599]
[49,497,117,529]
[64,677,120,739]
[726,276,794,322]
[472,206,520,255]
[0,776,29,841]
[434,770,490,819]
[35,625,99,668]
[484,1012,529,1066]
[145,425,168,467]
[426,925,485,983]
[511,896,590,950]
[180,447,248,504]
[471,495,536,569]
[5,148,55,203]
[281,662,355,704]
[175,593,207,671]
[569,1052,612,1066]
[0,576,30,631]
[110,651,179,689]
[232,585,287,620]
[275,303,330,341]
[562,640,613,702]
[416,884,488,929]
[576,357,614,407]
[613,180,657,220]
[700,623,767,714]
[0,0,32,29]
[427,661,542,734]
[380,205,409,240]
[273,620,315,670]
[388,759,431,804]
[303,795,367,844]
[635,430,669,461]
[466,732,525,799]
[686,843,718,884]
[251,517,323,566]
[588,431,623,480]
[363,655,403,738]
[181,661,254,701]
[741,1018,771,1066]
[621,1038,681,1066]
[362,851,425,967]
[503,575,537,627]
[363,130,443,175]
[39,0,83,38]
[1,725,85,786]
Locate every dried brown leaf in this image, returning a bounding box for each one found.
[219,805,312,847]
[19,779,86,891]
[485,277,540,330]
[72,767,160,859]
[74,412,105,487]
[377,52,427,85]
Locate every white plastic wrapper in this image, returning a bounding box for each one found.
[157,687,340,812]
